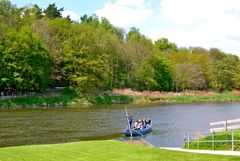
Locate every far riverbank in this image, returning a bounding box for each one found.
[1,88,240,109]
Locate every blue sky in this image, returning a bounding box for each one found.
[10,0,106,17]
[10,0,240,56]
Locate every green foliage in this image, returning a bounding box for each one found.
[208,55,238,91]
[154,38,177,52]
[43,3,63,19]
[233,62,240,89]
[125,27,153,89]
[1,1,240,94]
[1,26,51,91]
[0,88,77,108]
[172,63,205,91]
[0,0,17,15]
[63,24,110,92]
[140,55,172,91]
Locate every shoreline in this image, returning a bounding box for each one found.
[1,89,240,109]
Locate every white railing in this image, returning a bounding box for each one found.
[0,92,35,100]
[210,119,240,132]
[185,118,240,152]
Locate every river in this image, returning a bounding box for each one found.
[1,102,240,147]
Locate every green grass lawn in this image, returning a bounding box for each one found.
[0,140,239,161]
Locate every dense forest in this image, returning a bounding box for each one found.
[1,0,240,93]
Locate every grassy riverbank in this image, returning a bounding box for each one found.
[130,91,240,106]
[1,89,240,108]
[0,89,132,108]
[0,140,238,161]
[134,92,240,104]
[185,131,240,151]
[0,89,77,108]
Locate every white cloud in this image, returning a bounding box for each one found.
[94,0,153,28]
[146,0,240,55]
[94,0,240,55]
[62,10,80,21]
[159,0,240,25]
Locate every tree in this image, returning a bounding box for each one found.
[169,47,190,65]
[172,63,205,91]
[208,55,238,91]
[0,0,21,29]
[99,17,124,39]
[33,5,43,19]
[80,14,93,23]
[233,61,240,89]
[80,14,99,27]
[140,55,172,91]
[1,26,51,91]
[43,3,63,19]
[21,5,43,25]
[63,24,110,92]
[0,0,16,15]
[154,38,177,53]
[32,18,71,87]
[125,27,153,89]
[209,48,225,61]
[189,47,211,87]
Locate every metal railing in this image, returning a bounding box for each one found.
[0,92,36,100]
[185,129,240,151]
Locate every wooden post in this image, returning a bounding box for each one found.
[232,130,234,151]
[225,120,227,131]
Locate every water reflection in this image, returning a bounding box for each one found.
[1,102,240,147]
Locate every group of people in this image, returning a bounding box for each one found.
[127,115,151,130]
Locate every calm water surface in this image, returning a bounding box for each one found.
[1,102,240,147]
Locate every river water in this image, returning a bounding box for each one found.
[1,102,240,147]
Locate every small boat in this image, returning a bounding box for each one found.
[123,122,152,137]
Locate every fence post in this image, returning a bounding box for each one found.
[198,139,200,149]
[187,134,190,148]
[225,120,228,131]
[232,129,234,151]
[212,132,214,150]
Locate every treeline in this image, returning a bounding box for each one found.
[1,0,240,93]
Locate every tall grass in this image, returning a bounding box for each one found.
[1,90,240,108]
[151,92,240,103]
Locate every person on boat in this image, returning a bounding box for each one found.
[143,118,147,128]
[134,120,139,129]
[146,118,151,127]
[127,115,133,128]
[140,120,144,129]
[136,119,143,129]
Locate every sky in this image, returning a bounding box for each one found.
[10,0,240,56]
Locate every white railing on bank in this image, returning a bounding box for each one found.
[0,92,35,100]
[185,118,240,151]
